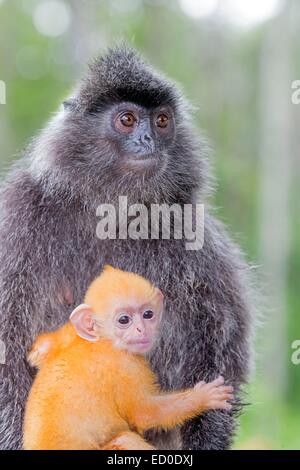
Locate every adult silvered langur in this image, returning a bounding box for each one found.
[0,46,254,449]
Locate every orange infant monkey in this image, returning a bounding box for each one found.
[23,266,234,450]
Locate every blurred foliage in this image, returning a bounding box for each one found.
[0,0,299,449]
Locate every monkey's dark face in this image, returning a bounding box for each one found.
[44,48,206,205]
[98,102,175,174]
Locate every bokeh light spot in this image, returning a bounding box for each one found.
[221,0,283,27]
[33,0,71,37]
[179,0,218,18]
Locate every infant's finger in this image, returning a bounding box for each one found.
[215,400,233,410]
[222,401,232,410]
[219,402,233,411]
[213,386,233,397]
[212,391,234,402]
[207,376,225,389]
[207,400,231,410]
[217,387,234,396]
[220,385,234,394]
[220,393,234,402]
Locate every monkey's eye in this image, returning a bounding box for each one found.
[115,112,137,133]
[117,314,132,328]
[120,112,135,127]
[143,310,154,320]
[155,113,169,129]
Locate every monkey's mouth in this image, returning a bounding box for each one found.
[117,151,162,177]
[127,154,157,165]
[123,153,160,174]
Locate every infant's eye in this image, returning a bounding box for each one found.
[117,314,132,328]
[143,310,154,320]
[155,113,169,128]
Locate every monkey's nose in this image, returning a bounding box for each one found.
[142,133,152,144]
[140,133,154,152]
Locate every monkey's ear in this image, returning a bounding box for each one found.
[70,304,99,342]
[63,98,79,112]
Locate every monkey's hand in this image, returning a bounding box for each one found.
[130,376,234,433]
[192,376,233,413]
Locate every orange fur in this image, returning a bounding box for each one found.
[24,327,159,449]
[85,265,160,319]
[23,266,233,450]
[101,432,155,450]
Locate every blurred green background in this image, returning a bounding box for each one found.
[0,0,299,449]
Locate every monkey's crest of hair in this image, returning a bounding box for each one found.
[78,45,182,112]
[85,265,160,316]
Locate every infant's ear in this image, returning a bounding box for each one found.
[70,304,99,342]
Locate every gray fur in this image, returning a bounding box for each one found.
[0,46,254,450]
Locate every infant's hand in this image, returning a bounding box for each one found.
[193,376,233,411]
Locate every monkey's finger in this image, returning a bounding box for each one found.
[210,392,234,404]
[206,376,225,389]
[218,402,233,411]
[215,385,234,395]
[209,400,232,411]
[213,389,234,400]
[219,393,234,401]
[211,389,234,400]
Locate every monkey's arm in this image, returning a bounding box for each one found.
[128,377,232,433]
